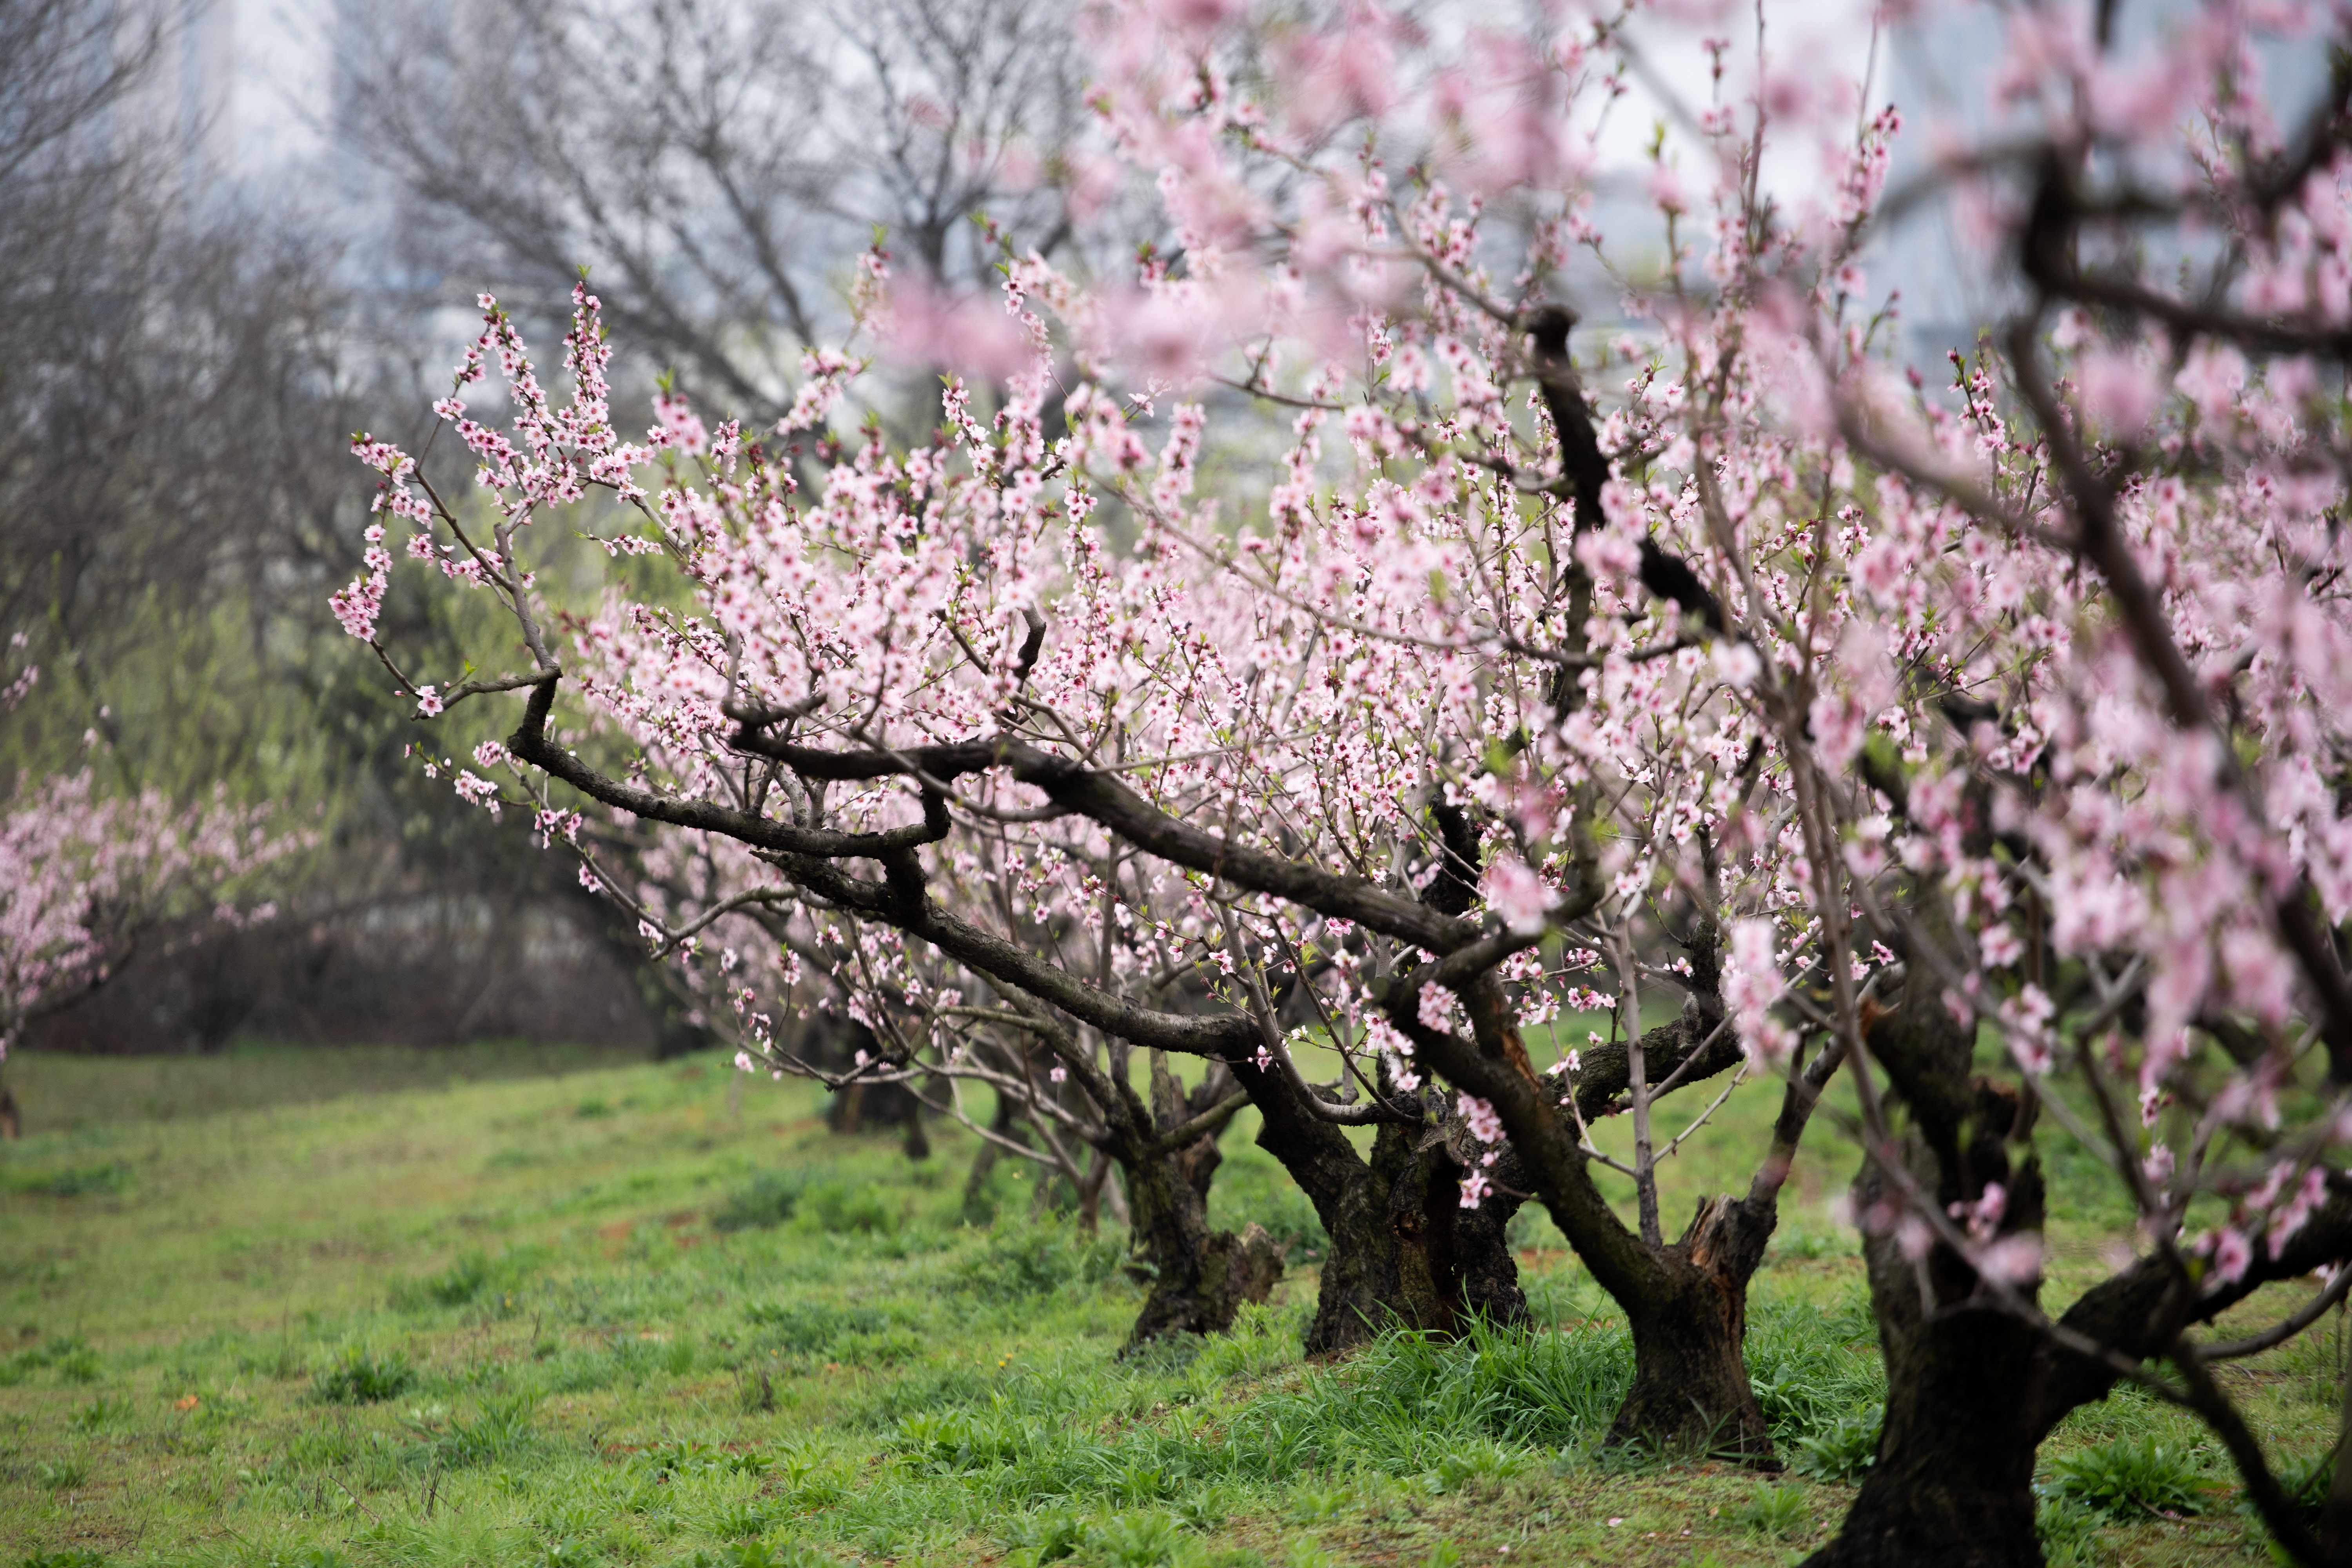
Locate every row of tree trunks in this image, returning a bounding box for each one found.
[914,975,2352,1568]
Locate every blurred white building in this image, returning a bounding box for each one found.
[113,0,330,190]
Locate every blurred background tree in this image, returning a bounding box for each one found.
[0,0,1102,1080]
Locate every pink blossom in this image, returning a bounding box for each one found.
[1979,922,2024,969]
[1976,1234,2043,1287]
[336,0,2352,1441]
[1575,524,1642,584]
[2175,341,2248,427]
[2266,1167,2328,1257]
[2205,1227,2253,1287]
[0,771,297,1058]
[2077,346,2161,437]
[2000,986,2057,1074]
[879,280,1037,383]
[1457,1091,1503,1143]
[652,391,709,456]
[1809,694,1867,772]
[2219,925,2295,1026]
[1948,1182,2007,1242]
[1710,641,1760,690]
[452,771,501,817]
[1646,165,1690,214]
[1144,0,1246,46]
[1724,918,1795,1068]
[1481,856,1556,935]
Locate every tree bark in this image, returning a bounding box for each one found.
[1232,1056,1527,1354]
[1606,1193,1778,1457]
[1801,894,2058,1567]
[1803,1127,2047,1568]
[1811,1166,2352,1568]
[1805,872,2352,1567]
[2322,1347,2352,1565]
[1400,963,1827,1466]
[1119,1052,1281,1348]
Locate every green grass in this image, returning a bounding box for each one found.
[0,1042,2338,1566]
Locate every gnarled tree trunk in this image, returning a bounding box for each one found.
[1403,949,1841,1468]
[1797,886,2059,1566]
[1804,880,2352,1567]
[1235,1056,1526,1354]
[1119,1051,1283,1347]
[1811,1122,2352,1567]
[1606,1193,1777,1455]
[972,997,1277,1349]
[1803,1123,2048,1568]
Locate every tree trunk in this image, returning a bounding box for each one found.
[1801,895,2059,1565]
[1802,1131,2046,1568]
[2321,1346,2352,1565]
[1606,1194,1777,1458]
[1455,1158,1530,1323]
[1806,985,2352,1566]
[1234,1058,1527,1355]
[1459,1003,1791,1464]
[962,1082,1028,1220]
[1121,1053,1281,1348]
[1123,1156,1282,1346]
[1375,1116,1532,1338]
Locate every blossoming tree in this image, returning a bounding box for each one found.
[345,0,2352,1559]
[0,652,297,1128]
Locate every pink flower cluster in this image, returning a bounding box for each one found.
[1,770,297,1058]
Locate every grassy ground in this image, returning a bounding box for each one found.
[0,1041,2339,1568]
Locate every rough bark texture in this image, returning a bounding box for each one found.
[1376,1114,1533,1336]
[1122,1151,1282,1346]
[1520,878,1784,1459]
[1606,1193,1778,1456]
[1371,850,1807,1466]
[1803,887,2057,1568]
[1231,1055,1528,1354]
[1809,1159,2352,1568]
[1804,1127,2048,1568]
[1120,1053,1281,1348]
[1308,822,1797,1476]
[2323,1365,2352,1565]
[1805,853,2352,1567]
[1481,940,1793,1461]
